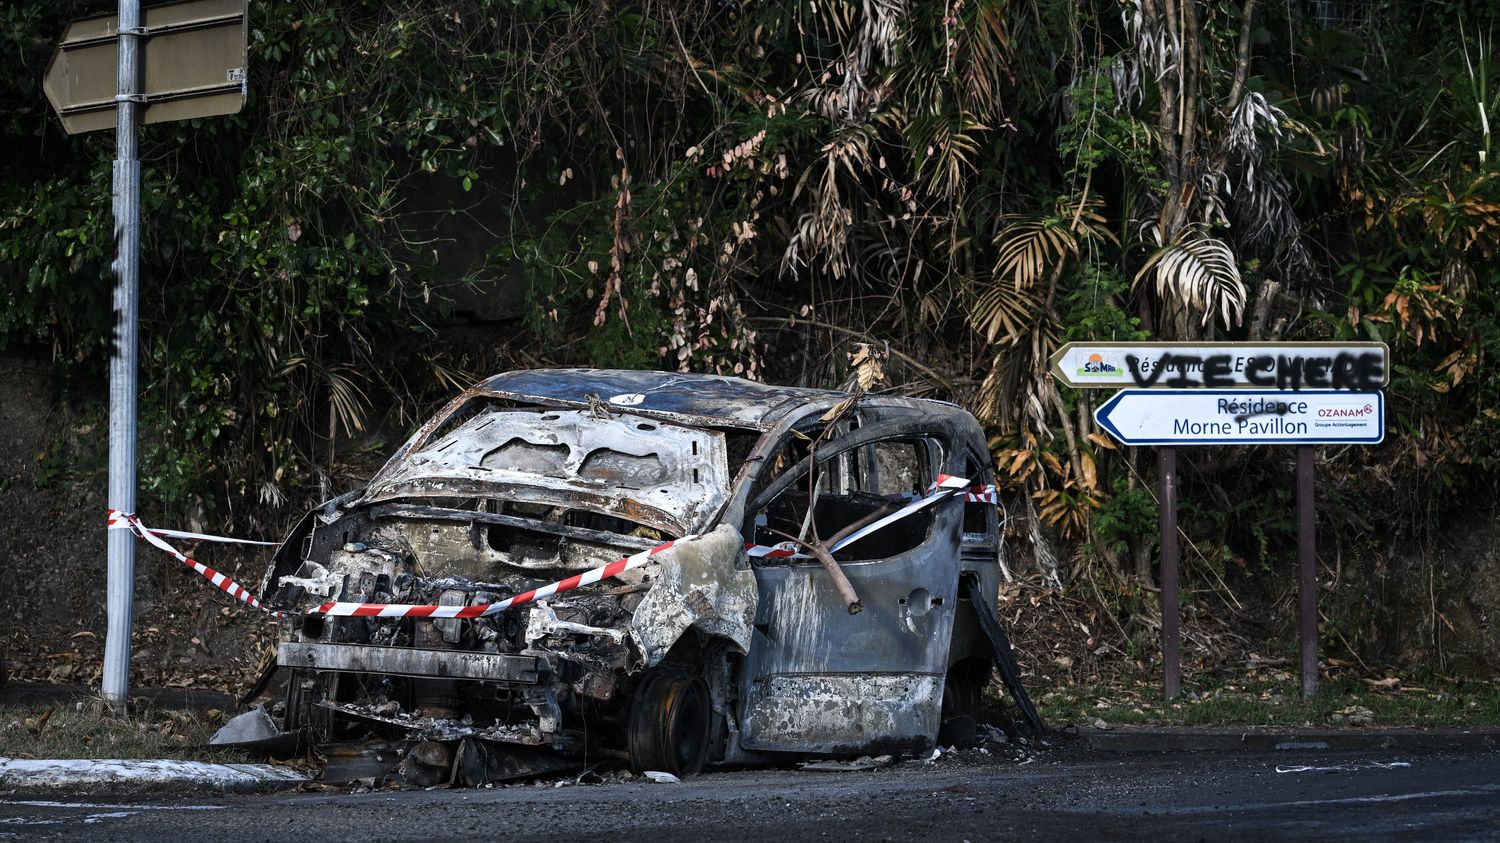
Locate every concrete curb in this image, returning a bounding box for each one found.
[0,757,308,795]
[1078,727,1500,753]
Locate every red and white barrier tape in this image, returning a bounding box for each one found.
[749,474,979,560]
[108,509,285,618]
[110,472,1002,621]
[104,509,279,545]
[965,483,998,504]
[310,474,982,619]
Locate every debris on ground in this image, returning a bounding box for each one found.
[799,754,894,772]
[209,708,279,746]
[1275,760,1412,774]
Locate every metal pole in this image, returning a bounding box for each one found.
[1159,446,1180,701]
[1297,445,1318,700]
[102,0,142,707]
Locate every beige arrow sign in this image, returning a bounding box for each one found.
[44,0,247,135]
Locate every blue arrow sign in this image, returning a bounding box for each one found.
[1094,390,1385,446]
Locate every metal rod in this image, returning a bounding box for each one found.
[1159,446,1180,700]
[103,0,142,707]
[1297,445,1318,700]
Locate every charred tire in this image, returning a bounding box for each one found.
[939,660,990,748]
[627,672,712,777]
[941,660,989,721]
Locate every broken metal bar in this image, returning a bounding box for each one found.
[368,504,661,551]
[961,575,1044,738]
[767,527,863,614]
[279,642,545,683]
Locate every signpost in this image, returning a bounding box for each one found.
[43,0,248,135]
[45,0,248,707]
[1057,341,1388,701]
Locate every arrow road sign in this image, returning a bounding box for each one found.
[44,0,247,135]
[1094,389,1385,446]
[1051,341,1389,390]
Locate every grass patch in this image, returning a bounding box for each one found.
[0,699,248,761]
[1032,670,1500,729]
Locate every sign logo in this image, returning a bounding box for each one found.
[1075,351,1120,378]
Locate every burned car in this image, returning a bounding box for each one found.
[259,369,1037,780]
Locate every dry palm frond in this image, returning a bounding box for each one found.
[783,126,878,278]
[910,110,988,198]
[962,0,1010,121]
[971,281,1044,344]
[1134,230,1247,329]
[993,217,1082,291]
[992,196,1115,290]
[1232,169,1314,285]
[1110,55,1143,111]
[861,0,906,66]
[1124,0,1179,80]
[1226,91,1287,187]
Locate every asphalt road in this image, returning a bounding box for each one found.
[3,745,1498,841]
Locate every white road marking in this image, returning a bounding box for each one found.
[0,800,225,811]
[1275,760,1413,774]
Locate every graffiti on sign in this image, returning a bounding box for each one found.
[1123,352,1385,390]
[1049,342,1390,390]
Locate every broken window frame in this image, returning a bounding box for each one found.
[743,420,950,566]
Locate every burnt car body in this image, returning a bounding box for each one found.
[260,369,1010,777]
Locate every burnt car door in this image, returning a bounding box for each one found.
[735,416,969,755]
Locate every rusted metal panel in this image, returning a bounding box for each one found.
[364,408,728,535]
[279,642,544,683]
[740,674,943,755]
[630,525,758,666]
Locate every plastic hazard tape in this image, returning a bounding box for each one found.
[108,509,285,618]
[104,510,279,545]
[312,474,981,619]
[965,483,998,504]
[747,474,973,560]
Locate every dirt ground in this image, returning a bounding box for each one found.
[0,358,274,696]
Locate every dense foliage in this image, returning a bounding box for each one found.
[5,0,1500,665]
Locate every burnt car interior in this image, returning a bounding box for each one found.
[752,434,939,563]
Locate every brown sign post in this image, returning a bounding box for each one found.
[1057,341,1388,701]
[43,0,247,135]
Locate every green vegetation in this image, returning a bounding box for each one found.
[3,1,1500,672]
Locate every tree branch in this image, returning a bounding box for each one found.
[1228,0,1261,110]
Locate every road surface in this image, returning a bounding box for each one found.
[2,745,1497,840]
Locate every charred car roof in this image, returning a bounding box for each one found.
[472,368,969,431]
[477,369,850,430]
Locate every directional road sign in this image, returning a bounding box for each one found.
[1094,389,1385,446]
[1051,341,1389,390]
[43,0,247,135]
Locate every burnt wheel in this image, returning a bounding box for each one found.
[939,661,990,748]
[627,672,712,777]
